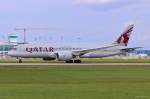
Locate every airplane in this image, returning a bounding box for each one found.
[8,24,140,63]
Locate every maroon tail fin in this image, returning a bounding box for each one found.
[115,24,134,46]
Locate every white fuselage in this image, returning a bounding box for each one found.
[8,43,124,60]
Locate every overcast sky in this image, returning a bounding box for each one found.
[0,0,150,49]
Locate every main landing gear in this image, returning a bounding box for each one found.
[65,59,81,63]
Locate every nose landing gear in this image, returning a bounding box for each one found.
[18,58,22,63]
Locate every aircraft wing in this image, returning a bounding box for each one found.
[72,45,119,56]
[73,46,142,56]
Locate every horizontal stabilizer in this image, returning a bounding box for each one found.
[121,47,143,52]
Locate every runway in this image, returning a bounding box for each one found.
[0,63,150,66]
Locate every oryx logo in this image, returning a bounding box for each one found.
[118,32,130,46]
[26,47,54,53]
[117,25,134,46]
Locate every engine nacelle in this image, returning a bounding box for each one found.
[57,51,74,61]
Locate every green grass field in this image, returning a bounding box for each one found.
[0,65,150,99]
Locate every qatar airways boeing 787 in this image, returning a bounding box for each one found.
[8,24,140,63]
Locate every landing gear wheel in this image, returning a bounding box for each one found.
[66,60,73,63]
[74,60,81,63]
[66,59,81,63]
[78,60,81,63]
[18,59,22,63]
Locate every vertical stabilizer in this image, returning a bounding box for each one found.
[114,24,134,46]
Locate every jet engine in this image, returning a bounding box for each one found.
[56,51,75,61]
